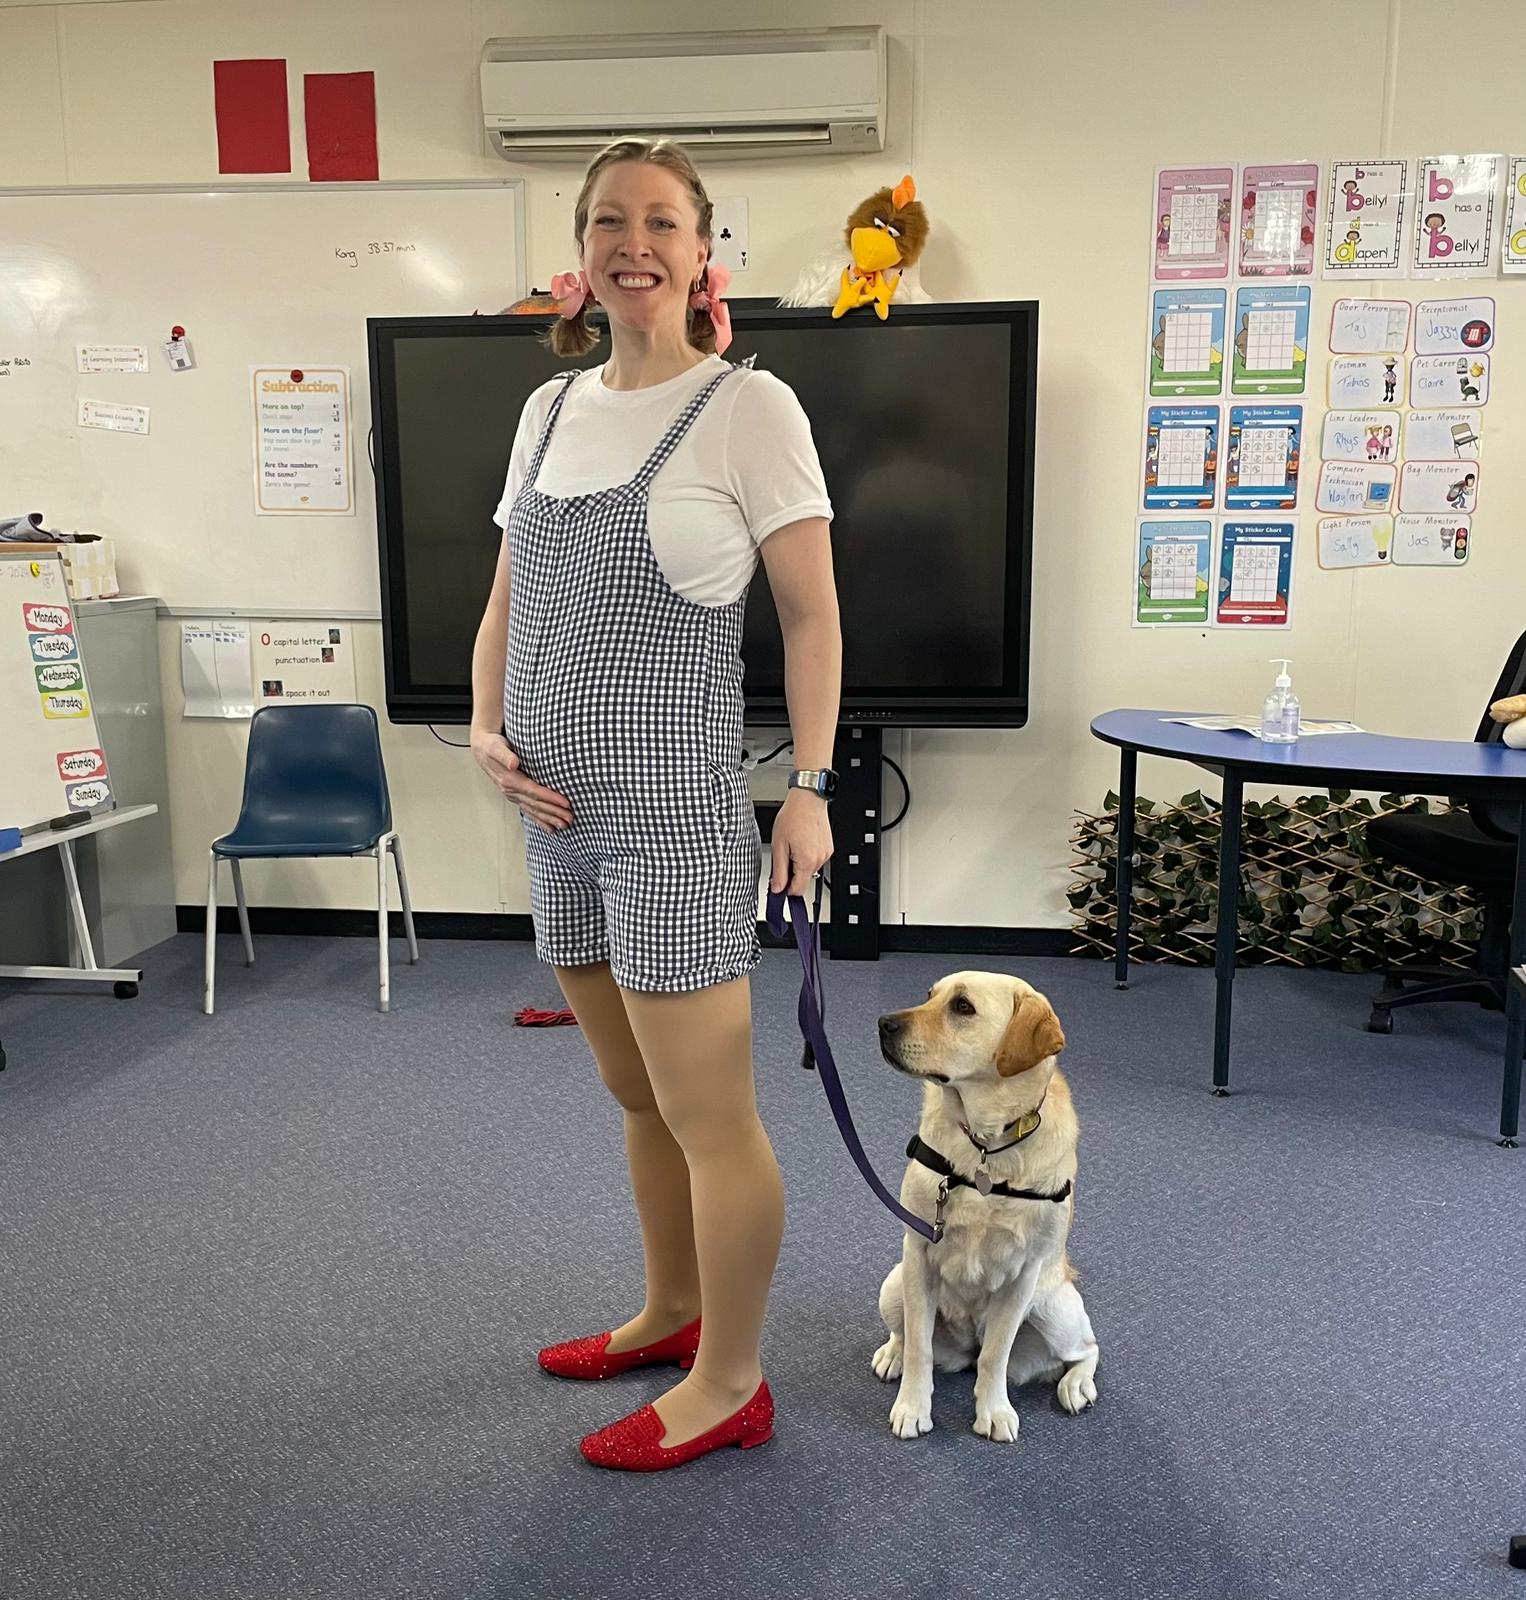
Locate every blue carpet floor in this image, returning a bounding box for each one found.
[2,932,1523,1600]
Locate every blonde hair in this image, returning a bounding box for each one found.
[546,138,717,359]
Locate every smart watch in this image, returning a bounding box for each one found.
[787,768,839,799]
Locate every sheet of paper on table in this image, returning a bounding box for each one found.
[1164,715,1364,738]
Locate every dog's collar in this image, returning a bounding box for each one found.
[959,1105,1043,1158]
[906,1135,1072,1206]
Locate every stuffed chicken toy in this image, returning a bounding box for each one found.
[780,174,931,319]
[1488,695,1526,749]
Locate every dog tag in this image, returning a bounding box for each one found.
[974,1169,993,1195]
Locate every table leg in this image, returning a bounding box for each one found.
[58,840,99,971]
[1212,771,1243,1096]
[1114,748,1137,990]
[1498,798,1526,1147]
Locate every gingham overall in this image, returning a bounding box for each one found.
[503,360,763,993]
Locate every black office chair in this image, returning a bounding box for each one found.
[1364,630,1526,1034]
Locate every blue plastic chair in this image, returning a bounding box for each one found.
[203,704,418,1015]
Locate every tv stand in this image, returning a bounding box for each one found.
[830,725,883,960]
[755,726,885,960]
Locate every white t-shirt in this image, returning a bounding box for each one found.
[492,355,833,607]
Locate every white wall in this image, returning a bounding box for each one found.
[4,0,1523,928]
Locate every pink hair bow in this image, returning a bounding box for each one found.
[690,262,733,354]
[550,269,590,320]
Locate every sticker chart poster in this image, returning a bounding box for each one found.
[1152,166,1234,280]
[1141,405,1219,511]
[1329,298,1410,354]
[1317,515,1392,569]
[1321,410,1400,465]
[1413,296,1494,354]
[1216,522,1294,627]
[1148,288,1226,397]
[1224,405,1302,510]
[1393,514,1469,565]
[1230,285,1309,394]
[1412,155,1501,278]
[1504,156,1526,274]
[1237,162,1319,277]
[1134,519,1212,626]
[1324,160,1408,276]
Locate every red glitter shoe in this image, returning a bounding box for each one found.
[537,1316,701,1380]
[580,1380,774,1471]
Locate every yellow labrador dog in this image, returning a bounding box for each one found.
[873,972,1099,1442]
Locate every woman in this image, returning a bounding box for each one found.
[471,138,841,1471]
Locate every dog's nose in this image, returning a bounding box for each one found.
[878,1014,903,1038]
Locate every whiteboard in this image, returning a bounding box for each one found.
[0,182,525,612]
[0,551,114,834]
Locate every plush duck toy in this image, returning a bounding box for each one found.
[780,174,931,318]
[1488,695,1526,749]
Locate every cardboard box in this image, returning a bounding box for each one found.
[2,538,119,600]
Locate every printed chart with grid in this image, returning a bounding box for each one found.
[1246,310,1298,371]
[1157,426,1209,486]
[1251,189,1303,258]
[1229,543,1280,602]
[1148,541,1199,599]
[1237,427,1291,486]
[1169,191,1219,257]
[1163,312,1215,373]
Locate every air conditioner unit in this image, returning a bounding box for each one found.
[480,27,885,161]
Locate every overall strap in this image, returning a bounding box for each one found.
[521,369,582,496]
[628,355,757,495]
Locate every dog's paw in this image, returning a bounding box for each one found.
[973,1398,1021,1442]
[1057,1364,1098,1414]
[871,1337,903,1382]
[889,1393,933,1438]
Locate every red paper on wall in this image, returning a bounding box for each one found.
[213,59,291,175]
[304,72,379,182]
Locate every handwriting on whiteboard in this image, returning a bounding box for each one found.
[335,242,419,269]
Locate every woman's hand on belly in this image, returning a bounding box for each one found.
[471,730,573,830]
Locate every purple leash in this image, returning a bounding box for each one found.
[767,882,943,1242]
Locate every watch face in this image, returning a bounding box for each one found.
[792,769,837,796]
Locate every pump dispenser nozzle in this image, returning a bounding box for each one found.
[1261,659,1300,743]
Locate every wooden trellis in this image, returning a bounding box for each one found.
[1070,788,1482,971]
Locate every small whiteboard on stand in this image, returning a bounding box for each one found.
[0,552,115,835]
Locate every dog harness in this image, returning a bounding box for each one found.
[904,1135,1072,1206]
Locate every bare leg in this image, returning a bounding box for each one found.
[554,963,700,1352]
[620,975,784,1449]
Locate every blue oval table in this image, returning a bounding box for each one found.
[1090,710,1526,1146]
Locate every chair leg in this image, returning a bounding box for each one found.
[230,859,255,966]
[392,836,419,964]
[1374,976,1503,1014]
[376,844,391,1013]
[204,851,218,1016]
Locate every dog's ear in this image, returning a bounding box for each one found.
[994,991,1066,1077]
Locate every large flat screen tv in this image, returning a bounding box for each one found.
[369,299,1037,727]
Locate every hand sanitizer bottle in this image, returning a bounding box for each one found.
[1260,659,1300,743]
